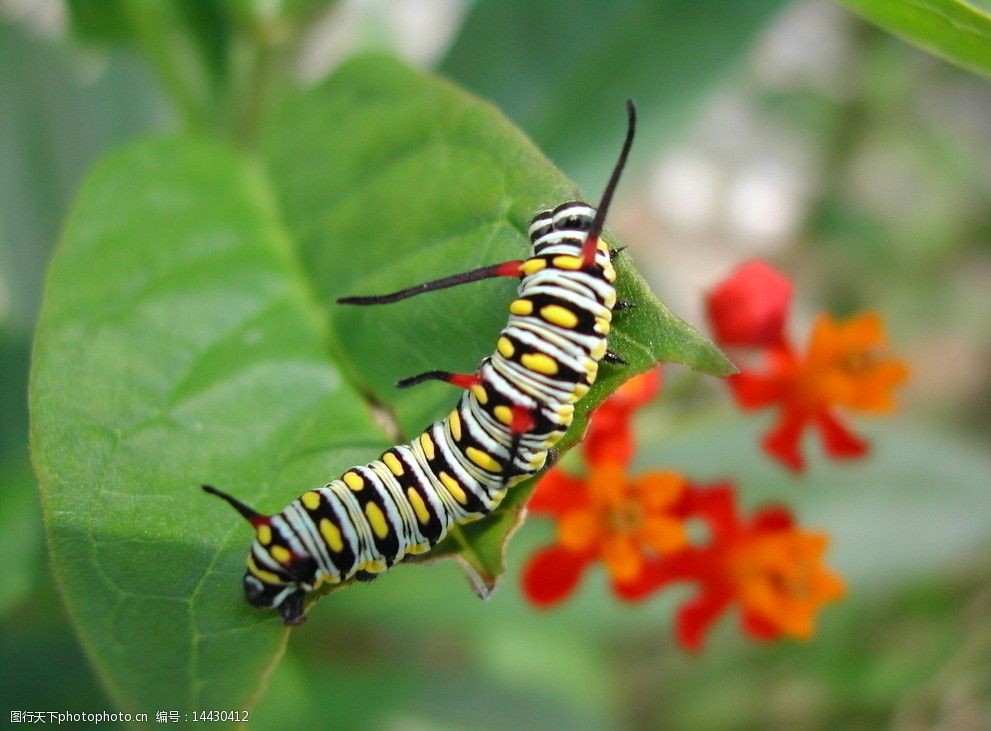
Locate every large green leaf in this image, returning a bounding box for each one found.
[31,54,729,719]
[834,0,991,77]
[260,54,731,591]
[30,138,389,717]
[440,0,788,190]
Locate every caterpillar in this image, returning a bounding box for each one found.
[203,100,637,625]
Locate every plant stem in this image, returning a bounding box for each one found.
[121,0,219,133]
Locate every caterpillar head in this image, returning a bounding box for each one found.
[202,485,309,625]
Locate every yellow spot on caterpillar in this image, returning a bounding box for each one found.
[604,264,617,283]
[405,542,430,555]
[595,318,611,335]
[493,405,513,425]
[521,258,546,275]
[360,559,387,573]
[319,518,344,552]
[604,290,617,308]
[521,352,559,375]
[556,404,575,419]
[270,545,292,565]
[510,298,533,316]
[470,383,488,405]
[541,304,579,329]
[256,524,272,545]
[301,491,321,510]
[383,452,404,476]
[467,446,501,472]
[530,452,548,470]
[585,360,599,381]
[590,340,608,359]
[419,432,435,460]
[490,488,507,504]
[439,471,468,505]
[497,336,515,358]
[572,383,590,400]
[247,555,282,584]
[364,502,389,539]
[343,471,364,491]
[552,255,583,270]
[407,488,431,525]
[449,409,462,440]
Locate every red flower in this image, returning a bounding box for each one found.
[524,465,688,605]
[707,262,909,472]
[626,486,845,652]
[521,366,845,652]
[583,367,662,465]
[705,260,791,348]
[523,369,678,605]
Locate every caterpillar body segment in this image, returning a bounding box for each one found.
[205,101,637,625]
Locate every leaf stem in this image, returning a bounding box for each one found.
[121,0,219,133]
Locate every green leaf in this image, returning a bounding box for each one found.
[834,0,991,77]
[30,137,389,717]
[440,0,788,190]
[64,0,133,43]
[260,53,731,591]
[32,54,728,716]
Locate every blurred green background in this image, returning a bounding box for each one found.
[2,1,989,729]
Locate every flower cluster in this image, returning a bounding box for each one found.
[706,261,908,472]
[522,368,845,651]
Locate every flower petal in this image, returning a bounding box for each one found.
[521,545,593,607]
[728,371,789,410]
[682,483,740,542]
[640,515,687,554]
[633,470,686,510]
[676,587,734,652]
[528,468,587,516]
[740,609,782,642]
[611,559,668,603]
[762,407,808,472]
[750,505,794,533]
[601,534,643,584]
[558,509,600,552]
[706,260,792,348]
[611,368,663,409]
[815,411,869,460]
[584,415,635,466]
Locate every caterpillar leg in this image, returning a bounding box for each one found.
[338,260,523,306]
[613,300,636,311]
[603,351,628,365]
[395,370,479,389]
[609,247,627,260]
[279,589,307,625]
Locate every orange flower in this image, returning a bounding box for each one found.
[624,487,845,651]
[523,464,688,604]
[521,365,844,652]
[708,262,909,472]
[583,367,662,465]
[522,369,680,604]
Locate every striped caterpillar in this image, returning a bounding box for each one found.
[204,101,637,625]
